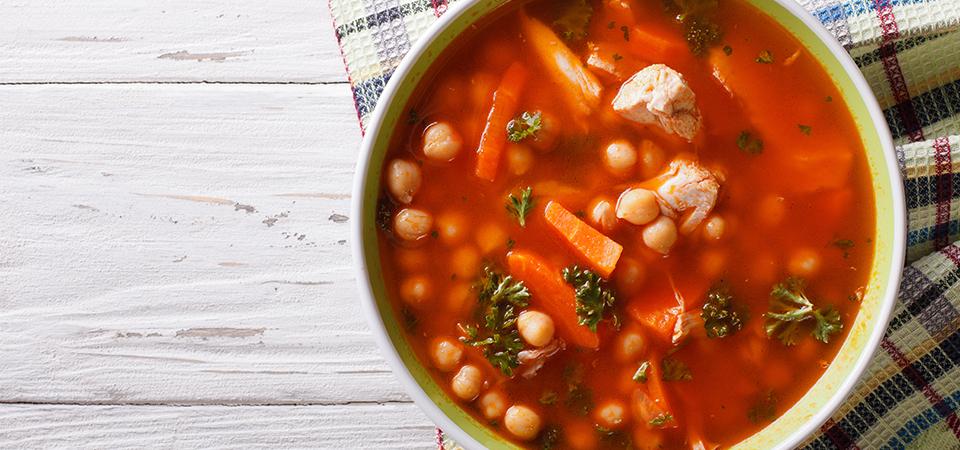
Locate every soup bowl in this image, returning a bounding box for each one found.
[351,1,906,448]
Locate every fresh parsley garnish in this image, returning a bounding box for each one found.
[799,124,812,135]
[553,0,593,42]
[833,238,854,258]
[747,390,779,424]
[664,0,722,55]
[565,384,594,416]
[702,283,746,338]
[596,425,632,447]
[460,267,531,376]
[540,425,563,449]
[756,50,774,64]
[562,265,616,332]
[737,131,764,154]
[649,413,675,427]
[633,361,650,383]
[612,52,623,61]
[539,391,558,405]
[620,25,630,41]
[506,187,534,227]
[661,357,693,381]
[765,277,843,346]
[723,45,733,55]
[507,111,543,142]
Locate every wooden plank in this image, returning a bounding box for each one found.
[0,403,435,448]
[0,84,426,404]
[0,0,346,83]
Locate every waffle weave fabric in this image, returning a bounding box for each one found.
[329,0,960,448]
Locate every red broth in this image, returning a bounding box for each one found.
[376,0,875,448]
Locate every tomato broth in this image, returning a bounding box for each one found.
[376,0,875,448]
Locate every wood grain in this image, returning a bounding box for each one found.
[0,403,434,448]
[0,0,345,83]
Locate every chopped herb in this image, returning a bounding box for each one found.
[400,306,418,331]
[430,230,439,239]
[565,384,594,416]
[613,52,623,61]
[826,95,833,102]
[723,45,733,55]
[506,237,516,250]
[737,131,764,154]
[833,238,855,258]
[633,361,651,383]
[375,196,394,231]
[620,25,630,41]
[702,283,746,338]
[649,413,675,428]
[662,357,693,381]
[553,0,593,42]
[507,111,543,142]
[562,265,617,332]
[506,187,535,227]
[406,109,421,125]
[756,50,775,64]
[765,277,843,346]
[460,267,531,376]
[799,124,812,135]
[540,425,562,450]
[607,21,616,29]
[664,0,722,55]
[596,426,632,448]
[539,391,558,406]
[747,390,779,424]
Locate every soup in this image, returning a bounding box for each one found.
[376,0,875,448]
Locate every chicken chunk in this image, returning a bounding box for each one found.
[653,159,720,234]
[612,64,702,141]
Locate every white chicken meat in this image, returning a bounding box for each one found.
[653,159,720,235]
[612,64,702,141]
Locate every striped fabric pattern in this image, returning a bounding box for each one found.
[328,0,960,448]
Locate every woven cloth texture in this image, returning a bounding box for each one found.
[329,0,960,448]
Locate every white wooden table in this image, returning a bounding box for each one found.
[0,1,435,447]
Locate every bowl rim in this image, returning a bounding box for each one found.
[350,1,906,449]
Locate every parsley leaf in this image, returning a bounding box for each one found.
[748,390,779,424]
[649,413,675,427]
[596,425,632,448]
[798,124,812,135]
[633,361,650,383]
[723,45,733,55]
[540,425,562,450]
[756,50,774,64]
[507,111,543,142]
[737,131,764,154]
[460,267,531,376]
[702,283,746,338]
[661,357,693,381]
[506,187,534,227]
[765,277,843,346]
[833,238,854,258]
[562,265,617,332]
[565,384,593,416]
[612,53,623,61]
[553,0,593,42]
[539,391,558,405]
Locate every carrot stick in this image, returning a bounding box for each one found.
[625,25,689,63]
[518,12,602,116]
[632,357,678,429]
[475,62,529,181]
[543,201,623,278]
[507,250,599,349]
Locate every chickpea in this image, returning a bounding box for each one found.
[451,245,481,280]
[451,364,484,401]
[507,143,535,176]
[504,405,542,441]
[400,275,432,307]
[642,216,678,254]
[703,215,726,241]
[616,330,646,362]
[639,140,666,179]
[422,121,464,162]
[436,211,469,245]
[604,140,638,176]
[595,400,628,429]
[617,189,660,225]
[789,248,821,277]
[517,310,555,347]
[614,257,646,296]
[531,111,559,152]
[589,199,617,234]
[478,390,508,421]
[386,159,422,204]
[393,208,433,241]
[430,337,463,372]
[475,222,508,254]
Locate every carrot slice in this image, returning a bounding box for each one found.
[543,201,623,278]
[507,250,599,349]
[518,12,603,116]
[632,356,678,429]
[475,62,529,181]
[625,25,690,63]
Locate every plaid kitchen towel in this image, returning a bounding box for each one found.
[329,0,960,448]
